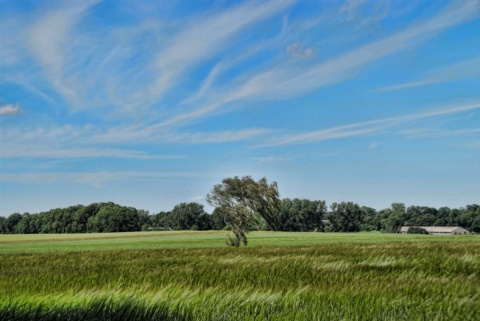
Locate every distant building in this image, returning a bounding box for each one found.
[400,226,470,235]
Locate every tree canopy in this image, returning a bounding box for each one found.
[206,176,281,246]
[1,198,479,236]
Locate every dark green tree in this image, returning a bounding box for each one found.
[170,203,210,230]
[459,204,480,233]
[406,206,437,226]
[15,213,32,234]
[360,206,378,231]
[407,226,429,234]
[0,217,6,234]
[379,203,406,232]
[150,211,171,230]
[6,213,23,234]
[279,198,327,231]
[137,210,151,231]
[329,202,364,232]
[211,208,227,230]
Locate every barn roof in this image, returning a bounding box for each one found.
[400,226,467,233]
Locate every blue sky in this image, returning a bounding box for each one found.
[1,0,479,215]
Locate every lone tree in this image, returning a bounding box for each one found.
[206,176,281,247]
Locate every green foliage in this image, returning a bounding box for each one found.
[279,198,327,231]
[148,203,212,231]
[329,202,364,232]
[6,213,23,233]
[0,217,5,234]
[0,203,148,234]
[1,199,480,235]
[210,208,227,230]
[407,227,429,234]
[206,176,281,246]
[170,203,211,230]
[0,233,479,320]
[378,203,406,233]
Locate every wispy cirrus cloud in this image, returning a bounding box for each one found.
[0,19,26,66]
[0,171,208,188]
[0,123,267,160]
[249,156,292,164]
[137,0,295,110]
[91,125,268,145]
[27,0,101,108]
[264,101,480,146]
[401,128,480,139]
[161,0,479,126]
[0,146,182,160]
[0,104,21,116]
[376,56,480,92]
[170,129,269,144]
[4,0,295,116]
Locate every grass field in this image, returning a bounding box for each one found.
[1,231,479,320]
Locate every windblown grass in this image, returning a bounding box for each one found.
[1,232,479,320]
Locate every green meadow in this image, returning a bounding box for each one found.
[1,232,479,320]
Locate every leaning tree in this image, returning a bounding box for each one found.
[206,176,281,246]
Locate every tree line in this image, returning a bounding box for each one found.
[1,200,479,234]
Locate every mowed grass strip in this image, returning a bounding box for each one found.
[1,232,479,320]
[1,231,477,254]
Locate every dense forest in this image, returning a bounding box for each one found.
[0,200,479,234]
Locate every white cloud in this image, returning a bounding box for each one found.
[188,195,205,202]
[265,101,480,146]
[340,0,392,26]
[0,146,182,160]
[13,0,294,115]
[239,0,479,97]
[266,125,382,146]
[143,0,295,108]
[27,0,101,108]
[249,156,292,163]
[0,104,20,116]
[376,56,480,92]
[0,171,209,187]
[0,19,27,66]
[401,128,480,139]
[178,129,269,144]
[341,0,367,15]
[161,0,479,126]
[178,37,285,108]
[93,126,268,145]
[286,41,314,59]
[0,122,267,162]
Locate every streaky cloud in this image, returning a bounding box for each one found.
[27,0,101,109]
[0,146,182,160]
[401,128,480,139]
[376,56,480,92]
[264,101,480,146]
[162,0,479,126]
[0,123,268,155]
[144,0,295,108]
[93,127,269,144]
[0,171,210,188]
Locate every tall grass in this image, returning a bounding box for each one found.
[0,233,479,320]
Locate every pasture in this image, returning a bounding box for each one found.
[1,231,479,320]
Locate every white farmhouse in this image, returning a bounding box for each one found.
[400,226,470,235]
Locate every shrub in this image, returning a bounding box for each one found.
[407,226,429,234]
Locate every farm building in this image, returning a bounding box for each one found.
[400,226,470,235]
